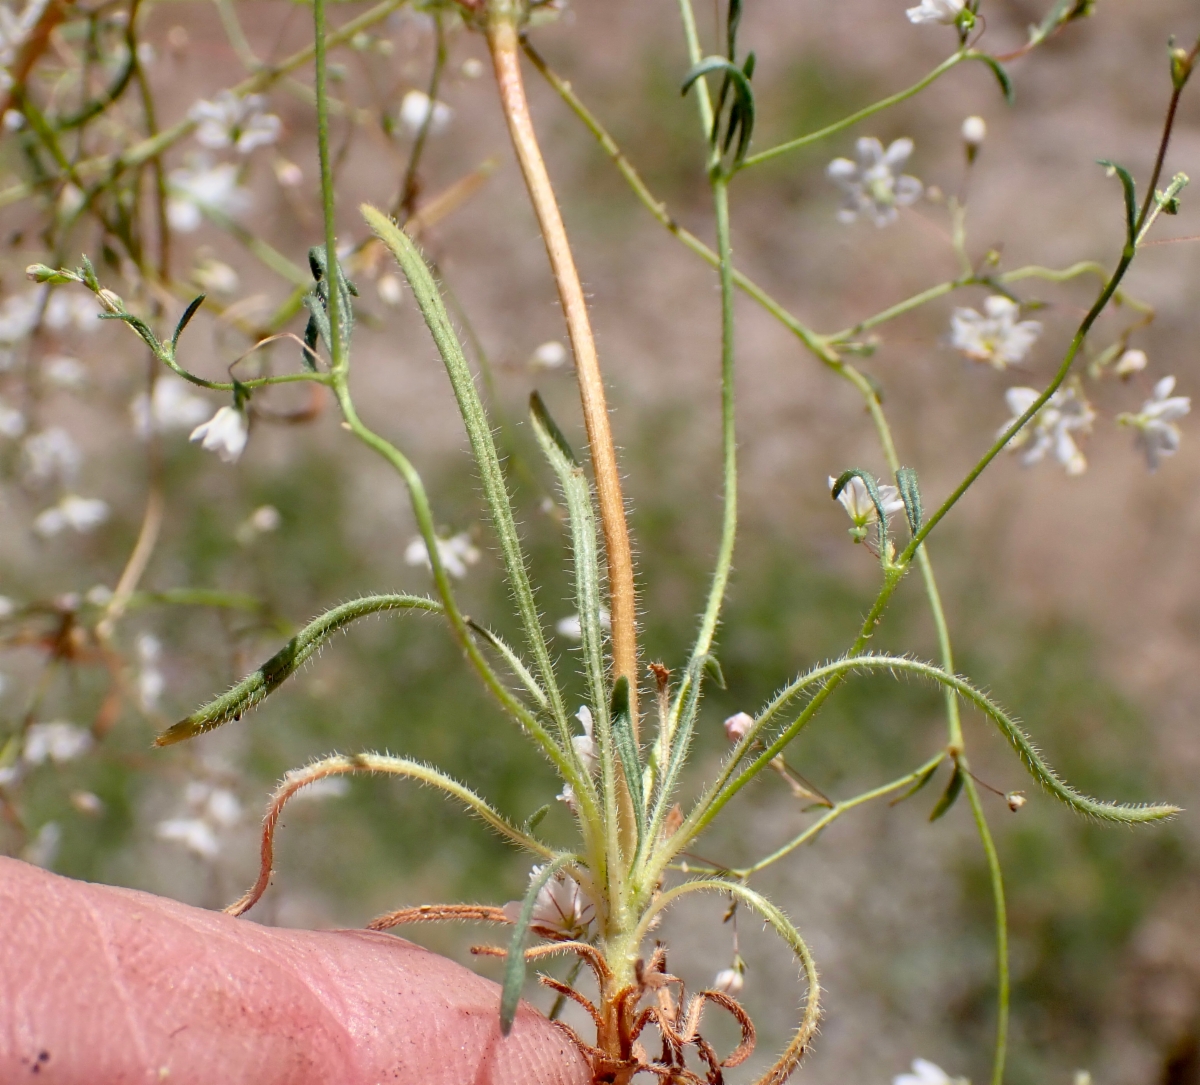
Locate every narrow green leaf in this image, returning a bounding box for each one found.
[703,654,727,690]
[929,762,965,821]
[172,295,206,353]
[529,391,579,467]
[726,0,743,60]
[100,311,162,353]
[501,854,574,1034]
[1097,159,1138,244]
[526,804,551,832]
[156,594,443,745]
[967,52,1015,106]
[895,466,923,538]
[611,676,646,840]
[889,758,943,806]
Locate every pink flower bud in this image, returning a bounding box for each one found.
[723,712,753,743]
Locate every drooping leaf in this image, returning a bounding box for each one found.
[611,676,646,841]
[929,762,965,821]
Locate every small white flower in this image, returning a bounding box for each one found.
[531,340,569,370]
[0,289,41,344]
[22,821,61,869]
[85,584,113,606]
[189,91,281,153]
[0,596,14,619]
[906,0,964,25]
[274,158,304,188]
[192,257,240,295]
[1114,349,1148,378]
[250,505,281,532]
[829,475,905,528]
[1119,375,1190,471]
[555,607,611,640]
[398,89,453,137]
[167,158,252,232]
[827,137,923,227]
[0,397,25,438]
[70,790,105,816]
[961,115,986,149]
[190,405,249,463]
[461,57,484,79]
[572,705,598,772]
[724,711,754,743]
[44,355,87,389]
[713,966,745,995]
[132,375,213,438]
[23,721,93,765]
[157,817,220,860]
[894,1058,966,1085]
[950,296,1041,368]
[2,108,23,131]
[33,495,110,537]
[404,531,481,579]
[504,865,594,940]
[377,273,404,307]
[205,787,242,828]
[43,290,100,332]
[136,633,164,711]
[21,426,81,485]
[1001,385,1095,476]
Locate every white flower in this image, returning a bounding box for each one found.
[377,273,404,307]
[189,405,248,463]
[572,705,598,772]
[894,1058,966,1085]
[906,0,964,25]
[827,137,923,227]
[157,817,220,859]
[950,296,1041,368]
[829,475,905,528]
[0,397,25,438]
[404,531,481,579]
[555,607,611,640]
[398,89,453,137]
[44,355,87,389]
[132,375,212,438]
[23,721,93,765]
[961,115,986,149]
[1001,385,1095,476]
[21,821,61,869]
[0,290,41,344]
[33,495,110,537]
[0,596,14,619]
[504,865,594,940]
[70,790,105,816]
[713,966,745,996]
[274,158,303,187]
[724,711,754,743]
[136,633,164,711]
[21,426,80,485]
[43,290,100,332]
[1119,375,1190,471]
[167,159,252,232]
[1114,349,1148,377]
[189,91,280,153]
[192,257,240,295]
[531,340,568,370]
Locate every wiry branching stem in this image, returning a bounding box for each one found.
[485,14,639,732]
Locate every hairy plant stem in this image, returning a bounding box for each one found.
[485,13,639,735]
[312,0,343,376]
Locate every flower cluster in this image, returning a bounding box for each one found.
[1001,384,1095,476]
[950,296,1042,369]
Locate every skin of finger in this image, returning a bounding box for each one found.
[0,857,591,1085]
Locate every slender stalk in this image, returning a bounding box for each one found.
[394,13,447,218]
[740,51,966,170]
[964,773,1009,1085]
[311,0,343,375]
[485,14,639,730]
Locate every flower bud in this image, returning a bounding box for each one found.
[97,289,124,314]
[723,712,753,743]
[1171,47,1193,91]
[713,967,744,996]
[26,264,77,285]
[1114,349,1147,378]
[1006,791,1026,812]
[962,116,986,164]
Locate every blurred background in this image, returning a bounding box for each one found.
[2,0,1199,1082]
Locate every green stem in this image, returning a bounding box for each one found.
[964,772,1009,1085]
[312,0,343,375]
[739,51,966,170]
